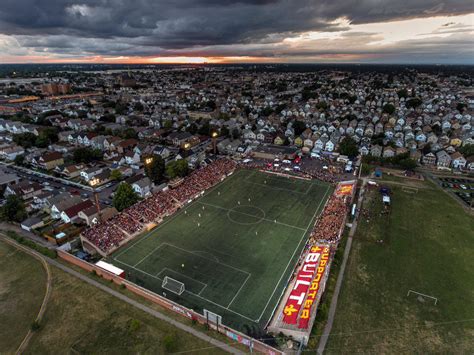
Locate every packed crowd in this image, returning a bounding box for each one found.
[82,158,236,254]
[239,160,340,184]
[308,195,348,243]
[300,166,339,184]
[289,192,349,284]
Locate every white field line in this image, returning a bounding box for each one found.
[113,171,243,261]
[198,201,306,231]
[113,168,331,324]
[112,257,256,322]
[226,272,252,309]
[156,267,208,294]
[255,184,331,322]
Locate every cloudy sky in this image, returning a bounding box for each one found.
[0,0,473,64]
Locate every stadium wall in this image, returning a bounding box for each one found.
[58,250,282,355]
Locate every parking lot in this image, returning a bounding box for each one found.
[437,177,474,208]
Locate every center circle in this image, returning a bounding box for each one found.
[227,205,266,225]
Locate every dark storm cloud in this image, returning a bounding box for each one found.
[0,0,473,63]
[0,0,472,49]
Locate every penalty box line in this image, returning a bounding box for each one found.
[112,257,257,323]
[156,267,208,295]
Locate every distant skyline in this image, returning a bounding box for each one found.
[0,1,473,64]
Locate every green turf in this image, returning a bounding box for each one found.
[325,178,474,353]
[109,169,332,332]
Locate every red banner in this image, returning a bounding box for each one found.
[298,250,329,328]
[282,245,329,324]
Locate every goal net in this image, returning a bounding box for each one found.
[204,309,222,325]
[402,187,418,194]
[162,276,185,295]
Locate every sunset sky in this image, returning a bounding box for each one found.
[0,1,473,64]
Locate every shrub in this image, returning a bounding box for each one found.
[30,320,41,332]
[162,333,178,352]
[128,319,141,332]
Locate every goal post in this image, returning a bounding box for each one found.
[407,290,438,305]
[402,187,418,194]
[203,309,222,326]
[162,276,185,295]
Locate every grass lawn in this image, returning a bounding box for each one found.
[26,266,228,354]
[326,178,474,353]
[110,169,332,333]
[0,240,47,353]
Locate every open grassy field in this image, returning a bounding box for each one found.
[26,266,229,354]
[0,240,47,353]
[325,177,474,353]
[110,169,332,333]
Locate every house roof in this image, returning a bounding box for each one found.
[63,200,94,218]
[40,151,63,163]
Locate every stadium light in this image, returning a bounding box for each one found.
[89,178,102,222]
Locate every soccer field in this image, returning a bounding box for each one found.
[109,169,332,332]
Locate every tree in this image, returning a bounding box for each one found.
[110,169,122,181]
[406,97,422,109]
[459,144,474,158]
[292,120,306,136]
[73,147,103,163]
[398,157,417,170]
[187,123,198,134]
[113,183,139,212]
[382,103,395,115]
[316,101,328,110]
[397,89,408,99]
[144,155,165,183]
[422,143,432,155]
[220,126,230,137]
[231,128,240,140]
[456,102,467,113]
[339,137,359,159]
[13,132,36,148]
[133,102,144,112]
[119,128,138,139]
[1,195,27,222]
[166,160,189,179]
[14,154,25,166]
[198,122,211,136]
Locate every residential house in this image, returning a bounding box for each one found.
[383,146,396,158]
[5,181,43,201]
[370,144,383,158]
[80,166,104,182]
[436,150,451,167]
[50,195,83,219]
[60,199,94,224]
[37,152,64,170]
[422,152,436,166]
[450,152,467,169]
[132,176,153,198]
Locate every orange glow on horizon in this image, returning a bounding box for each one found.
[0,54,280,64]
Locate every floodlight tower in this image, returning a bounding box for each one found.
[89,177,102,223]
[211,131,218,155]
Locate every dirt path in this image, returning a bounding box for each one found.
[0,233,243,355]
[0,235,53,355]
